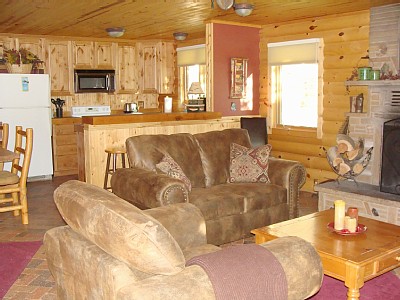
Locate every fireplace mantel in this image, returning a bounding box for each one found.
[345,80,400,87]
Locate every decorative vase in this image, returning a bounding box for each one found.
[6,63,32,74]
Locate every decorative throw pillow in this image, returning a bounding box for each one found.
[229,143,272,183]
[156,153,192,191]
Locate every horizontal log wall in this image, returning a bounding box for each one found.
[259,10,370,192]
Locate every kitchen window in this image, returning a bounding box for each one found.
[177,45,206,108]
[268,38,323,136]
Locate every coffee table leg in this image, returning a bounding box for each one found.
[345,264,365,300]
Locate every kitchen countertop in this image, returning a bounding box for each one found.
[80,111,222,125]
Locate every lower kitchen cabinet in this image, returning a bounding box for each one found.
[52,118,81,176]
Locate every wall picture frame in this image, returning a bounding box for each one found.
[230,57,248,99]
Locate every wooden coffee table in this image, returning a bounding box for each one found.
[251,209,400,300]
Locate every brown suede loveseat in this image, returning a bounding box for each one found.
[112,128,306,245]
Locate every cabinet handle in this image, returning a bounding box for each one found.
[372,208,379,216]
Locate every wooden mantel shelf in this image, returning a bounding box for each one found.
[81,112,222,125]
[345,80,400,86]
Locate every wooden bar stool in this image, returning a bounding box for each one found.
[104,147,126,191]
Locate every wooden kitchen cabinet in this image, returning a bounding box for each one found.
[157,41,176,94]
[73,41,116,69]
[137,41,175,94]
[95,42,117,69]
[137,42,158,93]
[52,118,81,176]
[117,43,139,93]
[45,40,73,95]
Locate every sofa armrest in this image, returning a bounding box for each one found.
[268,157,306,218]
[111,168,189,209]
[146,203,208,251]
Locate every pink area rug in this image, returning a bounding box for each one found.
[0,241,42,298]
[310,272,400,299]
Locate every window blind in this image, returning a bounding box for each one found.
[268,39,319,65]
[177,45,206,66]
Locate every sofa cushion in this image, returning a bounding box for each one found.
[53,180,186,275]
[156,153,192,191]
[194,129,252,187]
[126,133,205,188]
[189,183,287,220]
[229,143,272,183]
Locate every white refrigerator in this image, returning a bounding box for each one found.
[0,74,53,180]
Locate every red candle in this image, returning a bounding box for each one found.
[347,207,358,221]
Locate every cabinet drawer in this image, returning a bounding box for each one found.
[55,134,77,146]
[56,155,78,171]
[55,145,77,156]
[53,124,76,135]
[378,250,400,272]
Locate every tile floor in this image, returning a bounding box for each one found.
[1,175,319,299]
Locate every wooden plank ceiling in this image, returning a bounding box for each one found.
[0,0,398,42]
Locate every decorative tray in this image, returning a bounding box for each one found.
[327,222,367,235]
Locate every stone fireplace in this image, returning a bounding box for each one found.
[347,4,400,187]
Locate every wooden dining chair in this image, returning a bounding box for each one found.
[0,122,9,171]
[0,126,33,224]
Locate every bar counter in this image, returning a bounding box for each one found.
[81,111,222,125]
[76,112,242,187]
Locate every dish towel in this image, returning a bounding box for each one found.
[186,243,287,300]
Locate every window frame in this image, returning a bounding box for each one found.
[268,38,324,138]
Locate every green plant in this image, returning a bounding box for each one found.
[2,48,43,66]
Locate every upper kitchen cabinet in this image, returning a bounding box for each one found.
[137,41,175,94]
[45,40,73,95]
[156,41,176,94]
[137,42,158,93]
[73,41,116,69]
[117,43,139,94]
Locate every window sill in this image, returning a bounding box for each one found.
[272,126,317,138]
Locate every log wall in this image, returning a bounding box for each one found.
[259,10,370,192]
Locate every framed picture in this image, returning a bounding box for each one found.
[230,57,248,99]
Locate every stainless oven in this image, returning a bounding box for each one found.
[74,70,115,93]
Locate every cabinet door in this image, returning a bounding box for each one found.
[95,42,116,69]
[157,42,176,94]
[138,42,157,93]
[117,44,139,93]
[46,40,73,94]
[73,41,94,68]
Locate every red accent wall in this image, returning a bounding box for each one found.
[213,23,260,116]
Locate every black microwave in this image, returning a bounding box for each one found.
[74,70,115,93]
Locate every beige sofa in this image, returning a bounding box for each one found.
[112,128,306,245]
[44,180,323,300]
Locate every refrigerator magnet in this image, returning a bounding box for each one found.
[22,77,29,92]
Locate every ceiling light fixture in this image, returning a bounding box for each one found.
[173,32,188,41]
[106,27,125,38]
[233,3,254,17]
[212,1,254,17]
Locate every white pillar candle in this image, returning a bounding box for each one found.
[347,218,357,233]
[164,96,172,113]
[334,200,346,230]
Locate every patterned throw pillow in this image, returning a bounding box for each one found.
[156,153,192,191]
[229,143,272,183]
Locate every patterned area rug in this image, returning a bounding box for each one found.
[310,272,400,299]
[0,241,42,298]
